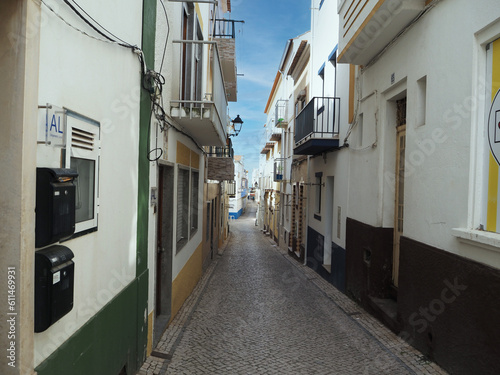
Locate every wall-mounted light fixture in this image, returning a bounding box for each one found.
[229,115,244,137]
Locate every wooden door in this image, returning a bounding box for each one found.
[393,124,406,287]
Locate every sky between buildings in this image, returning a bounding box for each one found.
[227,0,311,175]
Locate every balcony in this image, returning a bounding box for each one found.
[275,100,289,129]
[206,141,235,181]
[213,19,239,102]
[337,0,426,65]
[227,180,236,196]
[294,97,341,156]
[267,120,282,142]
[274,158,285,182]
[170,40,228,146]
[261,142,275,154]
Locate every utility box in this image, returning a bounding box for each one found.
[35,167,78,248]
[35,245,75,333]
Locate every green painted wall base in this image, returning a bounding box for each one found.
[35,271,148,375]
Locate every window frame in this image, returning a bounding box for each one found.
[176,165,200,253]
[190,169,199,238]
[64,110,100,234]
[452,21,500,254]
[314,172,322,220]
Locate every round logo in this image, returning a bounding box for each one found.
[488,89,500,165]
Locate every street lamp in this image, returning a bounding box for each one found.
[229,115,244,137]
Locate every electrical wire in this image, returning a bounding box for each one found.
[41,0,128,47]
[62,0,136,49]
[67,0,136,48]
[42,0,206,160]
[158,0,170,72]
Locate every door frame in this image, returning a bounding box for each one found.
[154,164,174,345]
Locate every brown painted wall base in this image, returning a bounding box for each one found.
[345,218,394,307]
[398,236,500,375]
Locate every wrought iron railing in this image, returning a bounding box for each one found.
[275,100,289,127]
[294,97,340,145]
[207,145,234,158]
[274,158,285,182]
[213,19,239,39]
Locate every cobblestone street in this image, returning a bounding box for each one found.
[139,202,447,375]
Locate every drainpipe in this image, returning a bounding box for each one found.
[304,155,311,265]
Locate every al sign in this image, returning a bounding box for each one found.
[488,89,500,166]
[45,105,66,147]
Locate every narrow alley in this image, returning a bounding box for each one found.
[139,202,447,375]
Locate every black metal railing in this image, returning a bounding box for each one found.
[207,145,234,158]
[213,19,242,39]
[294,97,340,145]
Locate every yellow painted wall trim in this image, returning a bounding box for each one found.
[343,0,370,39]
[170,242,203,322]
[349,64,355,123]
[177,141,191,167]
[487,153,498,232]
[147,310,154,356]
[338,0,385,62]
[264,72,282,114]
[195,3,203,31]
[191,150,200,169]
[486,38,500,232]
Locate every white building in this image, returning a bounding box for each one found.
[337,0,500,373]
[148,0,238,354]
[258,1,500,373]
[1,1,151,374]
[229,155,248,219]
[0,1,238,374]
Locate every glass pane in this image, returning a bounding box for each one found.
[177,168,190,251]
[191,171,199,235]
[71,157,95,223]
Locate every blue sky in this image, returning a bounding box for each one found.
[227,0,311,177]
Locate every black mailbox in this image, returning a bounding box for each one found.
[35,245,75,333]
[36,168,78,248]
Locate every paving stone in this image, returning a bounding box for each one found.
[137,202,448,375]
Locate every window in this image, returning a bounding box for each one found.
[65,112,100,234]
[176,166,200,252]
[416,76,427,127]
[191,170,199,236]
[329,45,338,97]
[177,167,190,250]
[315,172,322,219]
[71,157,95,223]
[295,90,307,118]
[181,3,203,102]
[318,63,325,98]
[206,202,210,242]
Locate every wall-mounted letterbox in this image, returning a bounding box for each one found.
[35,245,75,333]
[36,168,78,248]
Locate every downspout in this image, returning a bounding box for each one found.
[304,155,311,265]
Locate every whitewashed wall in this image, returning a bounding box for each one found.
[345,0,500,268]
[35,0,143,365]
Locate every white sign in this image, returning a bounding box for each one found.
[53,271,60,285]
[45,105,66,147]
[488,89,500,165]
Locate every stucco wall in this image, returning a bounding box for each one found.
[34,0,143,365]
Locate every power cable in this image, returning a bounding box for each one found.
[158,0,170,72]
[42,0,206,159]
[68,0,136,48]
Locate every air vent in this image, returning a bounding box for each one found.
[71,127,94,151]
